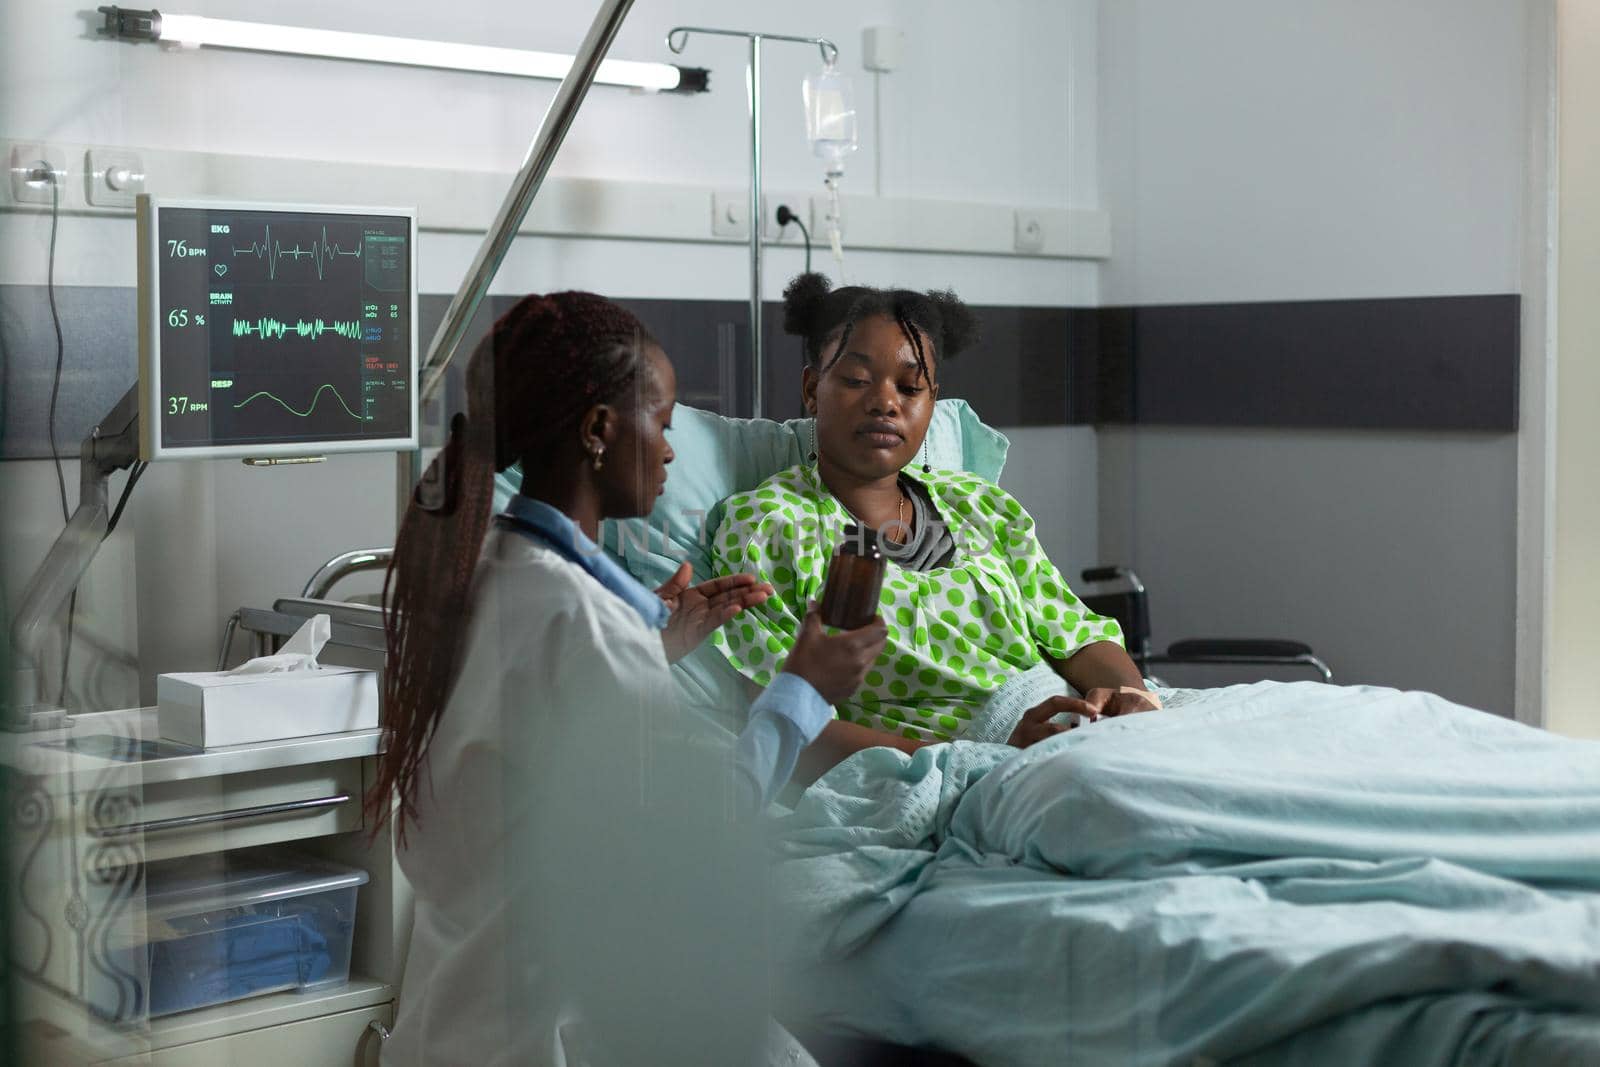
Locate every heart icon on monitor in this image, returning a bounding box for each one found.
[214,264,228,277]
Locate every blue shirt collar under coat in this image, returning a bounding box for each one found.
[499,494,670,631]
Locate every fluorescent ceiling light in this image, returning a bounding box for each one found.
[97,6,709,93]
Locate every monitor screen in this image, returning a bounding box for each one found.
[137,196,419,460]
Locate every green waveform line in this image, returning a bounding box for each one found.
[230,225,363,281]
[232,317,362,340]
[232,383,368,421]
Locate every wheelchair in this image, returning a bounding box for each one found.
[1077,566,1332,686]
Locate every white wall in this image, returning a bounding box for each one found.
[0,0,1100,709]
[1101,0,1526,306]
[1,0,1096,209]
[1098,425,1517,706]
[1097,0,1533,712]
[1514,0,1556,727]
[1549,0,1600,737]
[999,426,1100,584]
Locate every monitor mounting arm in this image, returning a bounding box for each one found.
[7,386,140,730]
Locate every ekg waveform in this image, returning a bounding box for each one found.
[232,384,367,421]
[232,317,362,340]
[231,226,363,281]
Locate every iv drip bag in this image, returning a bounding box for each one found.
[803,62,858,176]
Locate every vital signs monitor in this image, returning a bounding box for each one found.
[137,196,419,460]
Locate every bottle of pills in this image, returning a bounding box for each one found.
[819,525,887,630]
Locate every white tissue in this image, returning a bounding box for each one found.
[227,613,331,675]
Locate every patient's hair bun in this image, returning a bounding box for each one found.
[780,271,978,371]
[782,272,833,338]
[928,289,979,360]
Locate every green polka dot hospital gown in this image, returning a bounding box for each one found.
[711,463,1124,743]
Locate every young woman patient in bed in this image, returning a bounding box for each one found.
[711,273,1162,783]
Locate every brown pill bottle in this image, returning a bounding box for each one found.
[819,525,887,630]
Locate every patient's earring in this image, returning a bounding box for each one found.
[807,421,817,462]
[590,446,605,472]
[921,439,932,474]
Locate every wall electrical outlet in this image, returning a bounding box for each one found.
[712,190,752,239]
[1014,210,1046,254]
[8,143,68,206]
[768,197,810,241]
[86,148,146,207]
[713,191,786,240]
[863,26,904,73]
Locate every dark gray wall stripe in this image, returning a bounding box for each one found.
[0,286,1519,460]
[412,296,1077,428]
[1098,295,1521,433]
[389,292,1530,434]
[0,285,138,463]
[395,292,1531,434]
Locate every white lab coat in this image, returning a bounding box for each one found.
[384,526,772,1067]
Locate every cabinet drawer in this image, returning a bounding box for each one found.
[101,1002,393,1067]
[94,760,366,862]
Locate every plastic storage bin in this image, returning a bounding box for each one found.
[93,846,368,1021]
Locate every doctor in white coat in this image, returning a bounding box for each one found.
[376,292,885,1067]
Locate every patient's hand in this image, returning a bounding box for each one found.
[1084,687,1163,717]
[782,603,888,706]
[656,563,774,664]
[1009,687,1161,748]
[1008,696,1083,748]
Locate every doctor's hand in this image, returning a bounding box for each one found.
[782,603,888,707]
[657,563,774,665]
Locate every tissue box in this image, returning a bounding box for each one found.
[157,667,379,748]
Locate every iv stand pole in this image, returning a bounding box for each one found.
[667,27,838,420]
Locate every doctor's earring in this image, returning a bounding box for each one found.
[590,446,605,472]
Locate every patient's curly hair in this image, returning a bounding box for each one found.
[781,272,979,383]
[372,292,654,842]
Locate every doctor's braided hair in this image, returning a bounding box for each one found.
[373,292,653,841]
[781,272,978,383]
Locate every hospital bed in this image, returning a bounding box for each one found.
[455,400,1596,1065]
[279,395,1600,1065]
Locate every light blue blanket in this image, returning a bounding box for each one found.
[774,682,1600,1065]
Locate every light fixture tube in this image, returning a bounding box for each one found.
[97,7,710,93]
